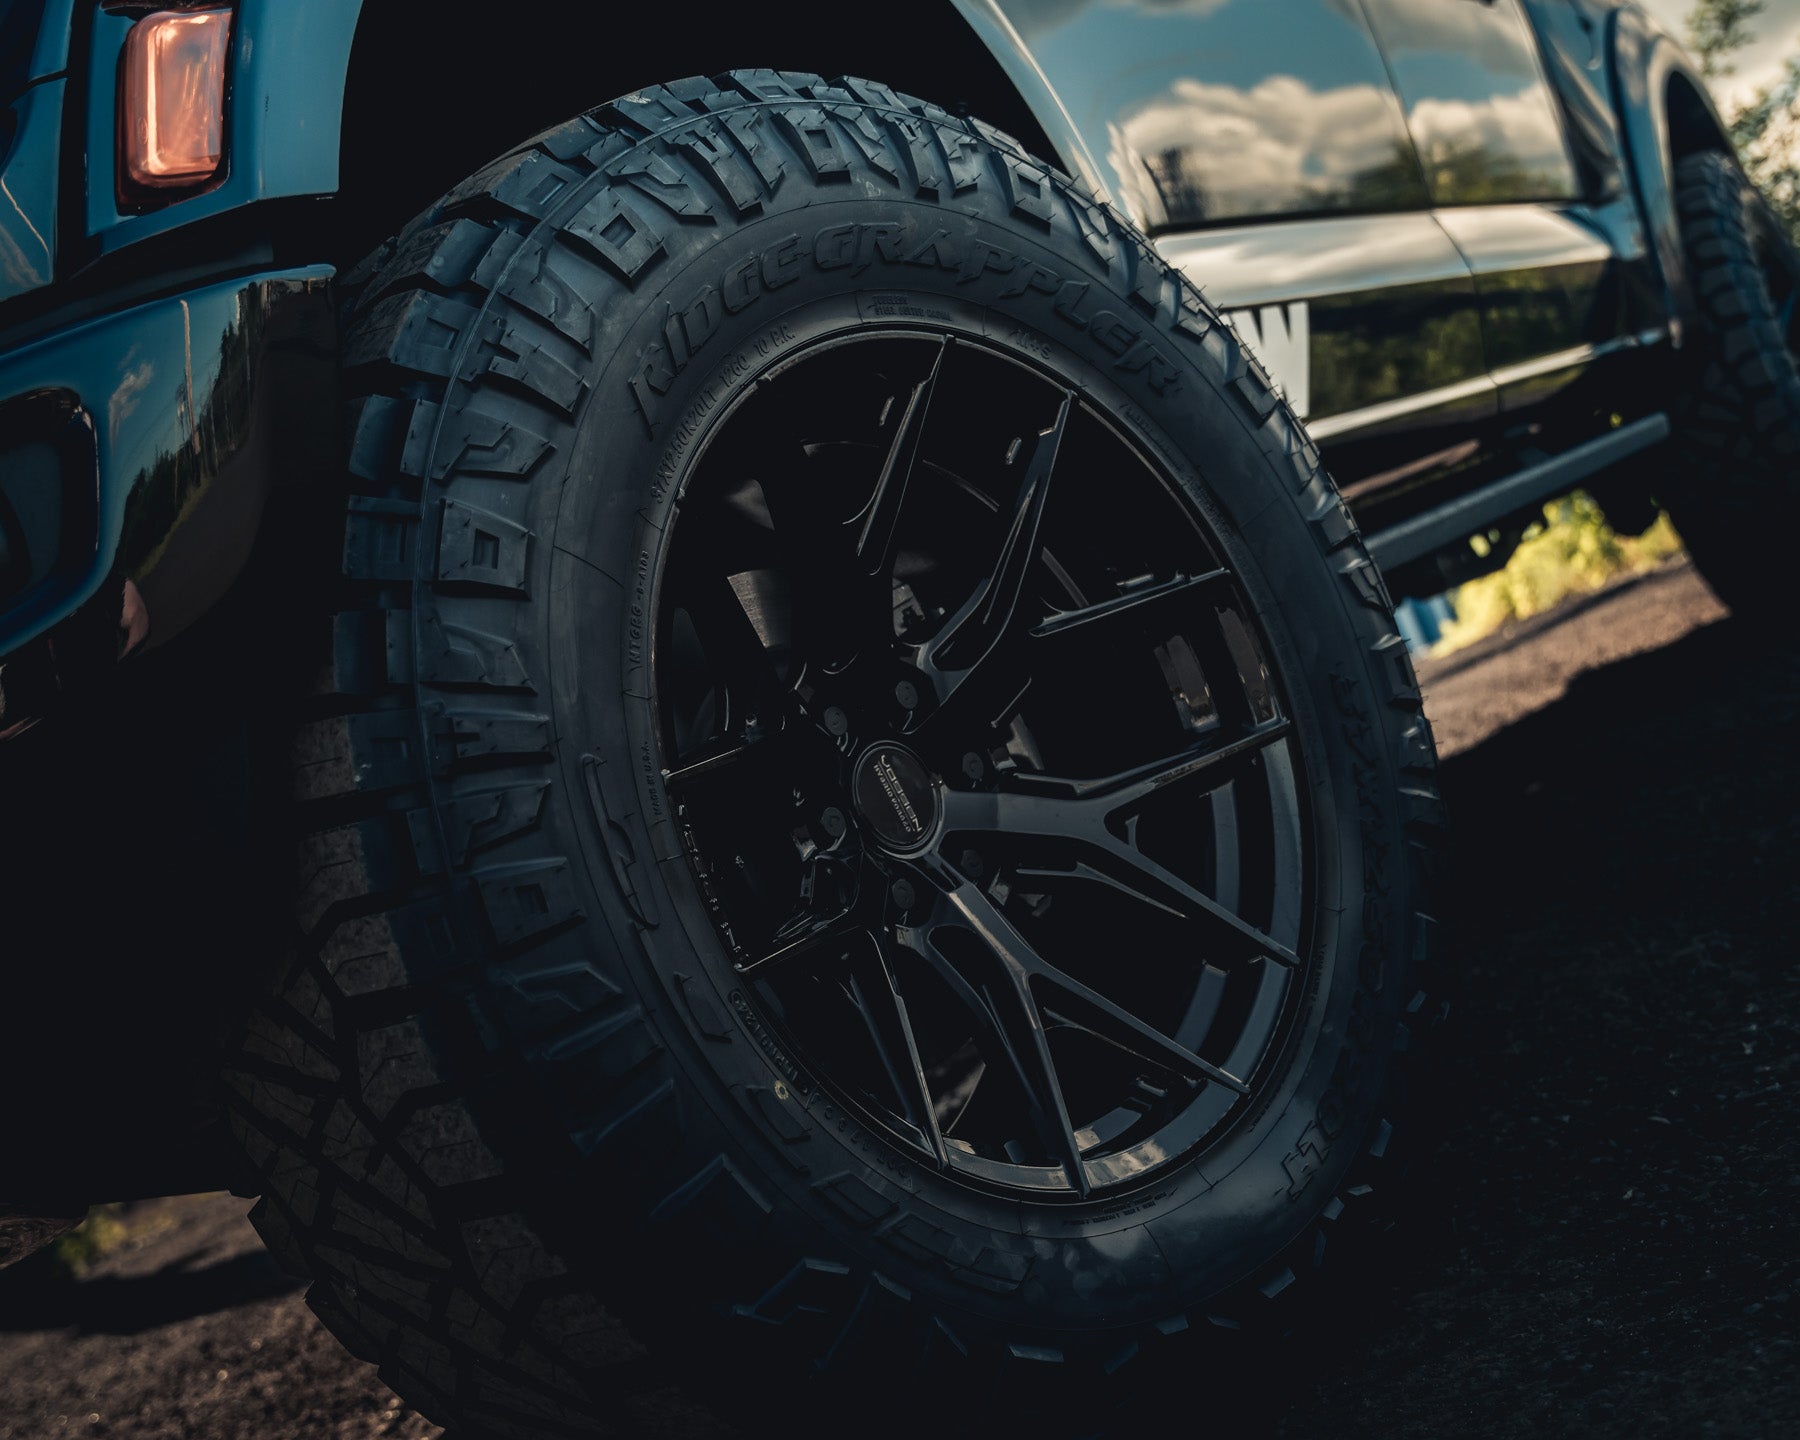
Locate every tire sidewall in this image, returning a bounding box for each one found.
[1670,151,1800,615]
[520,192,1412,1335]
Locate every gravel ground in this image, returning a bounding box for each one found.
[0,1193,437,1439]
[1,555,1792,1439]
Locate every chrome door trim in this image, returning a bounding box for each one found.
[1306,374,1497,441]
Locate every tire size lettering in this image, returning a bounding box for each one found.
[625,547,652,666]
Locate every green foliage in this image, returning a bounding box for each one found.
[1687,0,1767,78]
[1433,493,1685,655]
[1730,53,1800,238]
[1687,1,1800,239]
[48,1205,127,1277]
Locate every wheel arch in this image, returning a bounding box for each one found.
[327,0,1081,268]
[1609,3,1740,337]
[1664,69,1736,163]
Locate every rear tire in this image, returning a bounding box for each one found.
[1670,150,1800,623]
[226,71,1447,1438]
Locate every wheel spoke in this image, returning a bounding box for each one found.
[742,345,949,677]
[1031,567,1232,645]
[737,905,862,979]
[939,719,1301,968]
[853,339,949,583]
[1101,843,1299,967]
[856,939,950,1166]
[661,735,771,793]
[916,561,1233,750]
[890,894,1088,1192]
[944,879,1249,1095]
[1010,717,1293,814]
[1012,860,1185,920]
[927,395,1071,674]
[908,397,1071,741]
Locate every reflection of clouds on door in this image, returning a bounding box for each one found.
[1110,67,1575,223]
[1410,86,1569,180]
[1108,75,1404,222]
[110,355,155,445]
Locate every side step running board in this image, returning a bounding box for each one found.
[1363,414,1672,573]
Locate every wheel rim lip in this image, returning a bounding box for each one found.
[645,318,1318,1202]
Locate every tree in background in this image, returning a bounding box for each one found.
[1687,0,1766,77]
[1687,0,1800,235]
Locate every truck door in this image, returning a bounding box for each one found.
[1358,0,1647,463]
[985,0,1498,526]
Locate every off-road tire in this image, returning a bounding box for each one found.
[225,71,1448,1438]
[1670,149,1800,621]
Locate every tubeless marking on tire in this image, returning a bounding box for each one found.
[1050,1186,1180,1228]
[627,216,1188,429]
[865,293,951,324]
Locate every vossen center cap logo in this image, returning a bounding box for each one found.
[852,744,940,851]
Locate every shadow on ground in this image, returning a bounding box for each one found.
[0,1251,299,1336]
[1,570,1791,1439]
[1255,609,1799,1437]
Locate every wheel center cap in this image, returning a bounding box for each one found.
[851,743,941,853]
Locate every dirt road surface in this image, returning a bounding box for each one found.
[2,556,1793,1439]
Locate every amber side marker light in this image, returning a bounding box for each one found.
[120,7,233,198]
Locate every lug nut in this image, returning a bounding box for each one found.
[890,878,917,910]
[894,680,920,711]
[820,807,848,838]
[823,706,849,737]
[959,849,985,878]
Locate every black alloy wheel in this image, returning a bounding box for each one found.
[228,72,1446,1440]
[657,330,1310,1198]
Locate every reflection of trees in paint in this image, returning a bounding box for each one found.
[1475,260,1618,372]
[1408,137,1564,208]
[1308,279,1484,417]
[116,297,258,578]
